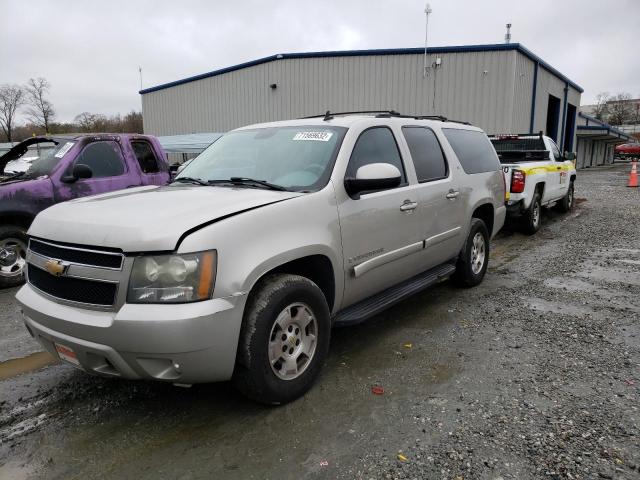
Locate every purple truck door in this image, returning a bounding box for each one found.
[130,139,169,186]
[55,140,135,202]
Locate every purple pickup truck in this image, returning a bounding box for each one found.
[0,134,170,287]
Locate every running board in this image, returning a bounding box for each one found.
[333,263,456,327]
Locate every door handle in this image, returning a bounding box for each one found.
[400,200,418,212]
[446,190,460,200]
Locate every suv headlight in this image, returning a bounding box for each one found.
[127,251,216,304]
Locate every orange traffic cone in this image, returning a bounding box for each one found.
[628,161,638,188]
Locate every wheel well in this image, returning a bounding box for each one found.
[260,255,335,311]
[535,182,545,197]
[472,204,494,236]
[0,213,33,231]
[570,174,576,183]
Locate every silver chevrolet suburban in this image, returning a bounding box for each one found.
[16,111,506,404]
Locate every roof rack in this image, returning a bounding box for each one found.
[487,131,544,139]
[300,110,470,125]
[301,110,402,120]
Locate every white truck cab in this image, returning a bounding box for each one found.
[489,132,577,234]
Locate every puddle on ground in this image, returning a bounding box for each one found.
[0,351,57,381]
[0,462,37,480]
[577,268,640,287]
[543,276,599,293]
[524,297,594,316]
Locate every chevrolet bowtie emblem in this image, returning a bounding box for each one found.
[44,259,68,277]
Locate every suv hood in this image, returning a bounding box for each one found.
[29,185,302,252]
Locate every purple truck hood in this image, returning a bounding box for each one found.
[29,185,302,252]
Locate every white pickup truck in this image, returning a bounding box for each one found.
[489,133,576,234]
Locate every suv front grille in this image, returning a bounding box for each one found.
[28,265,117,306]
[29,239,123,269]
[26,239,125,308]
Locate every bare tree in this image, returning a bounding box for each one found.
[592,92,610,121]
[74,112,103,132]
[0,84,25,143]
[25,77,55,133]
[607,92,633,125]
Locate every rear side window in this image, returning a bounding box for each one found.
[442,129,500,174]
[132,140,160,173]
[347,127,406,183]
[75,141,125,178]
[402,127,448,181]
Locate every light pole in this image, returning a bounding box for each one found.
[423,3,432,78]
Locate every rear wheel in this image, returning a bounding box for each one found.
[0,225,28,289]
[556,181,574,213]
[233,274,331,405]
[453,218,489,288]
[522,192,542,235]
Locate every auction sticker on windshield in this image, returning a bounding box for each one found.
[293,132,333,142]
[54,343,80,366]
[54,142,75,158]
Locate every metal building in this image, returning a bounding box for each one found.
[576,113,635,168]
[140,43,582,153]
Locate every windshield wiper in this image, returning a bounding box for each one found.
[209,177,290,191]
[172,176,208,186]
[0,171,26,182]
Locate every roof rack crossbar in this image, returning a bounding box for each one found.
[300,110,470,124]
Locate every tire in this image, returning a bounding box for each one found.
[556,181,574,213]
[453,218,490,288]
[232,274,331,405]
[522,192,542,235]
[0,225,28,289]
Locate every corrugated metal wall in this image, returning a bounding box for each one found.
[142,50,532,136]
[142,48,582,152]
[531,66,581,150]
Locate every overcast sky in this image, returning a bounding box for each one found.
[2,0,638,123]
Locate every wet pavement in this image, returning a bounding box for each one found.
[1,163,639,479]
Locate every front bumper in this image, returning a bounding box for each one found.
[16,284,247,384]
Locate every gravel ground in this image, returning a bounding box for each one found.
[349,164,640,480]
[0,163,638,479]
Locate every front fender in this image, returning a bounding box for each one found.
[177,187,344,313]
[0,178,55,222]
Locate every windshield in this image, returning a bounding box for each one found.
[24,141,75,178]
[176,126,346,191]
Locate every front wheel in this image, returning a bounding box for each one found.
[556,181,574,213]
[0,225,28,289]
[233,274,331,405]
[453,218,490,288]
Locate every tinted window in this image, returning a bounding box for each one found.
[75,141,125,178]
[402,127,448,181]
[442,129,499,174]
[347,127,406,182]
[132,141,160,173]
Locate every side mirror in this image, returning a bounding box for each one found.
[345,163,402,197]
[564,151,576,161]
[61,163,93,183]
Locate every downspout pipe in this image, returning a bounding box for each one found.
[529,62,539,133]
[560,82,569,150]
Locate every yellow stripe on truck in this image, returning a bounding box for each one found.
[518,164,574,175]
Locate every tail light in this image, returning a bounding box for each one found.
[511,170,525,193]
